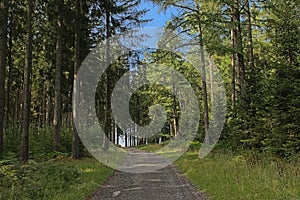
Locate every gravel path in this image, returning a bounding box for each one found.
[88,149,208,200]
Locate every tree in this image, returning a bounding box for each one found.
[235,0,245,93]
[21,0,33,162]
[265,0,300,155]
[245,0,254,69]
[0,0,8,157]
[53,0,64,151]
[230,18,236,109]
[195,1,209,143]
[72,0,83,159]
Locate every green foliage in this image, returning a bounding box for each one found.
[194,0,300,157]
[0,159,79,199]
[0,158,113,200]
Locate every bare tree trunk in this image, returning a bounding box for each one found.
[14,88,19,126]
[169,122,173,138]
[103,5,111,151]
[41,82,47,126]
[233,0,245,93]
[53,0,63,151]
[116,126,120,145]
[245,0,254,69]
[6,16,12,125]
[21,0,33,163]
[125,130,127,147]
[209,56,214,102]
[171,69,178,137]
[196,2,209,143]
[46,82,52,126]
[112,120,116,144]
[0,0,8,157]
[231,17,236,110]
[72,0,81,159]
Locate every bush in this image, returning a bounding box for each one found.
[0,159,80,199]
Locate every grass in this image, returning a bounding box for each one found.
[53,157,113,200]
[0,157,113,200]
[139,144,300,199]
[175,151,300,200]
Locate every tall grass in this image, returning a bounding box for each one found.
[175,151,300,200]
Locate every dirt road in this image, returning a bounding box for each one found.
[88,149,208,200]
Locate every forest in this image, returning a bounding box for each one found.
[0,0,299,199]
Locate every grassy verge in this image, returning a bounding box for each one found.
[139,144,300,199]
[175,151,300,200]
[0,157,113,200]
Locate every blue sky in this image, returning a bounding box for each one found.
[139,1,175,28]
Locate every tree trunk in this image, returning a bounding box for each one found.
[103,5,111,151]
[196,2,209,143]
[46,82,51,126]
[169,122,173,138]
[21,0,33,163]
[116,126,120,145]
[233,0,245,93]
[72,0,81,159]
[14,88,20,126]
[53,0,63,151]
[209,56,214,102]
[0,0,8,157]
[41,82,46,126]
[231,17,236,110]
[125,130,127,147]
[245,0,254,69]
[6,15,12,125]
[171,69,178,137]
[112,120,116,144]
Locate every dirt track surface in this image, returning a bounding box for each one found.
[88,149,208,200]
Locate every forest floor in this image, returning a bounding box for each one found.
[88,149,208,200]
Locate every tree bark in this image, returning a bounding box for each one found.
[103,4,112,151]
[125,130,128,147]
[21,0,33,163]
[196,2,209,143]
[231,17,236,110]
[41,81,46,126]
[209,56,214,103]
[53,0,63,151]
[72,0,81,159]
[245,0,254,69]
[233,0,245,93]
[0,0,8,157]
[45,82,51,126]
[6,14,12,125]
